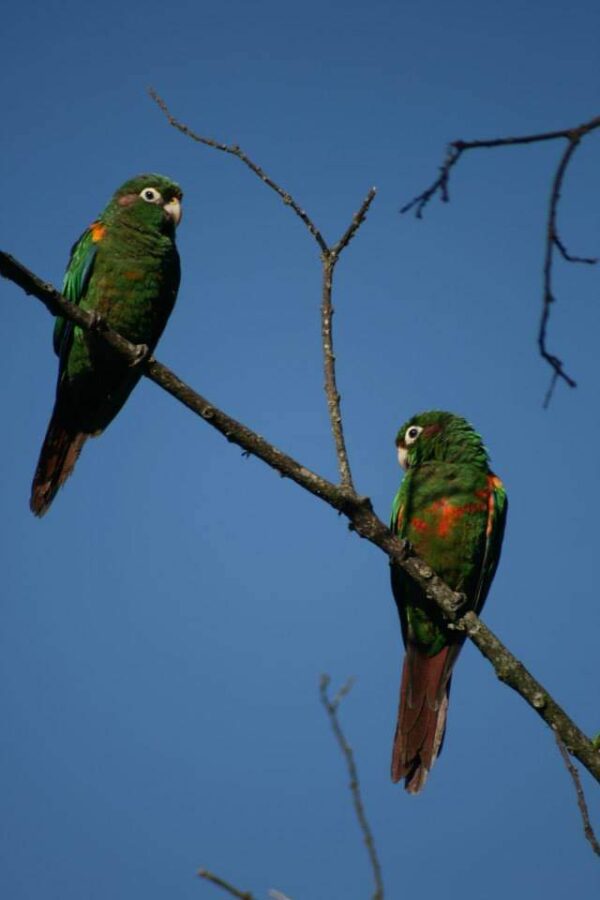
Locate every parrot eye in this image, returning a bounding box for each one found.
[140,187,163,204]
[405,425,423,445]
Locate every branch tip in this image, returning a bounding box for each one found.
[320,676,384,899]
[555,734,600,858]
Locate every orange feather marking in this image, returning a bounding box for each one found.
[91,222,106,242]
[428,497,487,537]
[412,518,429,533]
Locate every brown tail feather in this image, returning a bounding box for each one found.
[391,645,453,794]
[30,413,87,517]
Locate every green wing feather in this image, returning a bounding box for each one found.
[53,226,99,358]
[390,485,403,532]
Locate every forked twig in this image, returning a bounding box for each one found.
[401,115,600,403]
[540,136,596,405]
[149,88,376,490]
[197,869,255,899]
[320,675,384,900]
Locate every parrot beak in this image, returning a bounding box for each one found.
[397,446,409,470]
[164,197,182,226]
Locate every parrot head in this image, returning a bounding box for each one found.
[106,173,183,233]
[395,410,489,470]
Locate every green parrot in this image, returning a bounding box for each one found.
[30,173,183,516]
[390,411,507,793]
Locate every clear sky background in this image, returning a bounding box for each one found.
[1,1,600,897]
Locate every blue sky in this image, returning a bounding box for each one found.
[1,0,600,897]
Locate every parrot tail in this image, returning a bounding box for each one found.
[391,644,454,794]
[30,410,87,516]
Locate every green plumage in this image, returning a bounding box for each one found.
[31,174,183,515]
[390,411,507,792]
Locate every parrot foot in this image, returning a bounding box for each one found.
[129,343,150,368]
[88,311,106,332]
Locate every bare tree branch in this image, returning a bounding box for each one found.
[321,188,377,489]
[555,733,600,858]
[3,246,600,788]
[197,677,383,900]
[149,88,372,489]
[540,136,595,406]
[320,675,384,900]
[400,114,600,403]
[197,868,255,899]
[332,189,378,257]
[149,88,329,255]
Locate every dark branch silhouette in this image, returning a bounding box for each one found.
[400,114,600,404]
[320,675,384,899]
[197,869,255,899]
[3,248,600,793]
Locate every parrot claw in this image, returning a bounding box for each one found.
[88,311,106,332]
[129,343,150,368]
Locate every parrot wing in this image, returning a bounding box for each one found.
[53,223,102,359]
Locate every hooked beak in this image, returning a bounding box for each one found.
[397,446,409,470]
[164,197,182,226]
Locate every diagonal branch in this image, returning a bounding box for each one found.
[400,114,600,403]
[149,88,328,255]
[150,88,374,489]
[555,733,600,858]
[197,869,255,899]
[2,249,600,788]
[320,675,384,900]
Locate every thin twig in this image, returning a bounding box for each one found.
[332,188,377,256]
[320,675,384,900]
[539,138,581,404]
[197,869,255,899]
[553,234,597,265]
[320,254,348,485]
[555,733,600,858]
[149,88,328,255]
[321,188,377,490]
[150,88,374,488]
[400,117,600,217]
[320,188,375,489]
[2,248,600,787]
[400,114,600,403]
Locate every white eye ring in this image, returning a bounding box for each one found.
[140,187,163,204]
[405,425,423,445]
